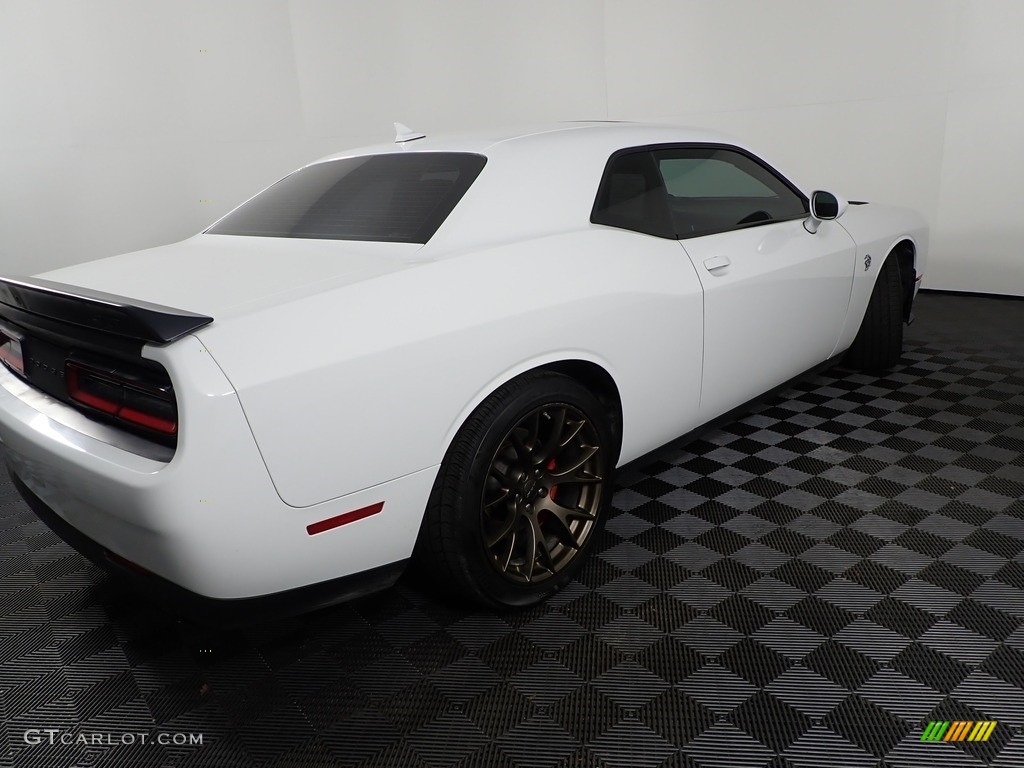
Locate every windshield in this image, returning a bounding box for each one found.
[207,152,486,244]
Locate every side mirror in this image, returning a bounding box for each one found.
[804,190,848,233]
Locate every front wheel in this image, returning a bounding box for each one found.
[844,254,904,371]
[417,371,615,608]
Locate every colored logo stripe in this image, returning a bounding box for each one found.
[970,721,997,742]
[945,721,971,741]
[921,721,949,741]
[921,720,996,742]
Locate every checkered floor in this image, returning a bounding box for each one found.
[2,291,1024,768]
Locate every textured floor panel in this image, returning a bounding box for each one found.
[2,292,1024,767]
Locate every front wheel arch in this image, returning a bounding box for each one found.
[844,251,905,371]
[892,239,917,322]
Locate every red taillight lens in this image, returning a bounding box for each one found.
[0,325,25,376]
[66,361,177,435]
[65,365,119,414]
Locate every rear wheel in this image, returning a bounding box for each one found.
[418,371,614,608]
[845,254,904,370]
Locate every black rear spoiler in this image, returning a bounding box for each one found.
[0,276,213,345]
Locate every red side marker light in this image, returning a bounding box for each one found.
[306,502,384,536]
[105,549,152,575]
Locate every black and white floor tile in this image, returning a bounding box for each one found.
[2,291,1023,767]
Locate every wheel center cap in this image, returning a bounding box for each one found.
[515,471,549,502]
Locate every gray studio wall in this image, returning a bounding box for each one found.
[1,0,1021,296]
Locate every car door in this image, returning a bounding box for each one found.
[652,146,857,421]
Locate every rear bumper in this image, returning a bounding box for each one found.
[10,470,407,624]
[0,335,438,603]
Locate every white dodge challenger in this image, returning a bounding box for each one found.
[0,123,926,615]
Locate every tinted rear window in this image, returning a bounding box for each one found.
[207,153,486,244]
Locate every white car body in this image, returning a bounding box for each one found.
[0,123,927,611]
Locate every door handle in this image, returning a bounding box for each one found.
[703,255,731,272]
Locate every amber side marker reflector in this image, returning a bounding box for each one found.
[306,502,384,535]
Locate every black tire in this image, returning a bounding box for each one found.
[417,371,615,609]
[844,255,904,370]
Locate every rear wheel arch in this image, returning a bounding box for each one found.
[418,366,619,607]
[439,358,624,470]
[535,360,623,466]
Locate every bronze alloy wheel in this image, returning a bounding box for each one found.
[480,404,605,584]
[418,370,616,608]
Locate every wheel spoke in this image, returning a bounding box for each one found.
[535,407,567,464]
[509,429,532,461]
[500,530,516,573]
[522,516,538,582]
[484,486,512,508]
[531,516,556,573]
[479,399,605,586]
[536,497,595,549]
[549,445,600,479]
[485,507,520,548]
[554,472,602,485]
[558,417,586,448]
[484,462,513,509]
[525,411,541,448]
[489,464,513,485]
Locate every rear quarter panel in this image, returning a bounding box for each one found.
[197,228,705,508]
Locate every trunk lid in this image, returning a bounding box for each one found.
[37,235,424,320]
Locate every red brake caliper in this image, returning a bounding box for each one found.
[537,458,558,528]
[546,458,558,502]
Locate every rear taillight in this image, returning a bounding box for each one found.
[0,324,25,375]
[66,361,177,435]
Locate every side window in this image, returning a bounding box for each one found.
[591,151,673,238]
[661,158,776,198]
[654,148,807,238]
